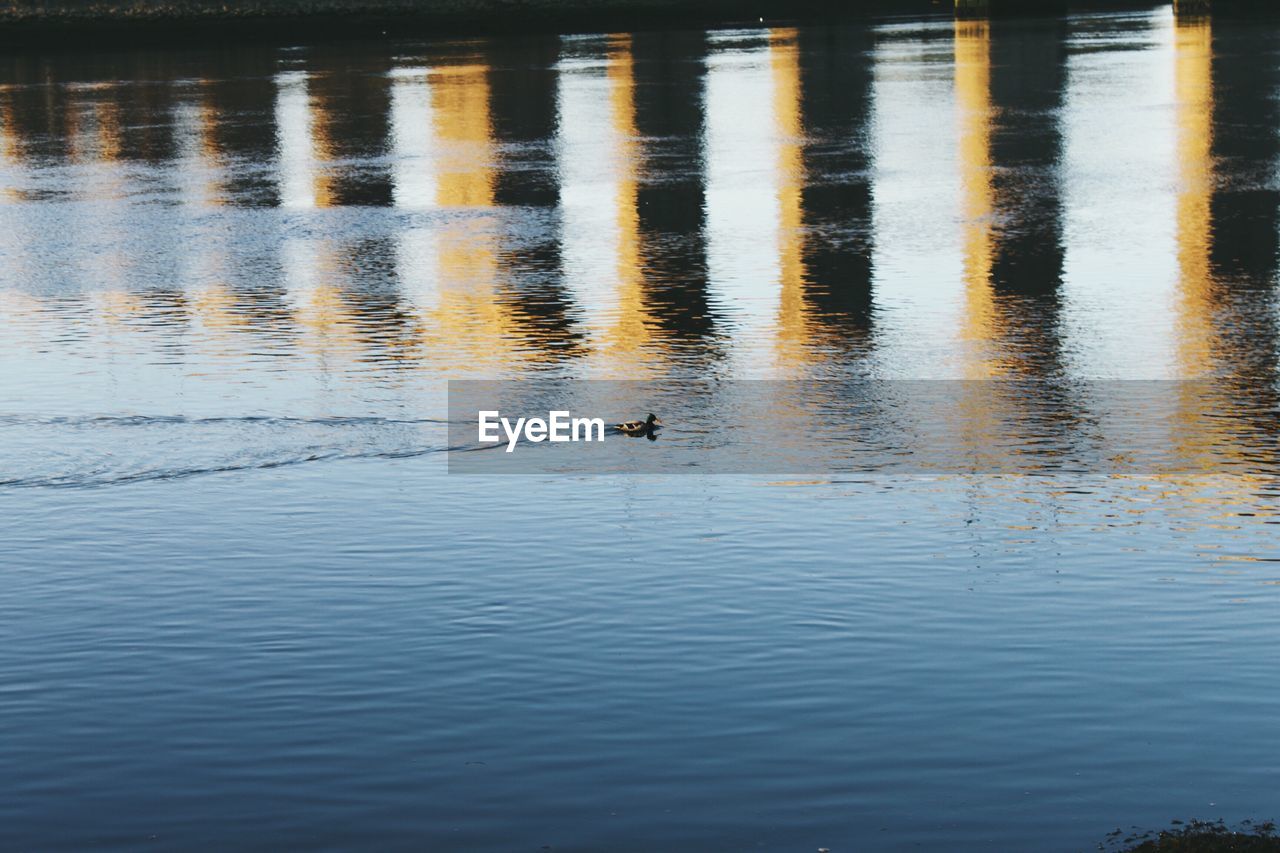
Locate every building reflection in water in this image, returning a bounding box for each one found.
[0,84,32,298]
[388,66,436,210]
[707,24,877,374]
[955,20,997,379]
[704,29,778,371]
[488,36,584,363]
[561,30,721,375]
[792,25,877,366]
[954,17,1068,380]
[0,88,24,203]
[705,26,881,437]
[276,69,323,210]
[1174,15,1215,380]
[387,64,439,370]
[312,47,415,363]
[393,53,541,372]
[306,47,397,208]
[557,33,657,373]
[0,21,1275,485]
[949,17,1080,478]
[415,59,507,370]
[172,85,222,210]
[204,51,284,207]
[772,28,808,366]
[633,31,719,367]
[275,62,358,367]
[1201,16,1280,383]
[176,54,297,344]
[1170,12,1280,484]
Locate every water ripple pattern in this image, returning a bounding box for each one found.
[1,10,1280,853]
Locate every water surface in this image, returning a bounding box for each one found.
[2,8,1279,851]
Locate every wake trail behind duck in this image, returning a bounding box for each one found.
[0,414,454,490]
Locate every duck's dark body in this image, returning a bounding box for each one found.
[615,413,661,436]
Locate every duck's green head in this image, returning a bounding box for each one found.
[647,413,660,425]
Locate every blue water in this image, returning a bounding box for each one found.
[2,7,1279,850]
[6,465,1279,850]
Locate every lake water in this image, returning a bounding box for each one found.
[2,6,1279,850]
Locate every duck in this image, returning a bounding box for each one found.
[615,413,661,436]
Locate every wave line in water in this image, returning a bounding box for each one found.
[0,413,453,490]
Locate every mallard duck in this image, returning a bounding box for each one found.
[615,413,660,435]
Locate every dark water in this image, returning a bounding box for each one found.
[2,8,1280,851]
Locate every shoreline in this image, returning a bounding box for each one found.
[0,0,1246,48]
[0,0,943,46]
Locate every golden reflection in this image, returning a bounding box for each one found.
[954,20,998,379]
[770,28,812,367]
[286,239,363,357]
[196,91,224,205]
[432,64,495,208]
[1167,16,1243,483]
[192,282,238,332]
[0,95,17,162]
[60,86,124,172]
[95,99,123,165]
[65,99,86,165]
[599,33,654,367]
[953,20,998,440]
[413,61,522,369]
[96,288,145,326]
[309,79,338,209]
[0,93,21,202]
[1173,16,1215,378]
